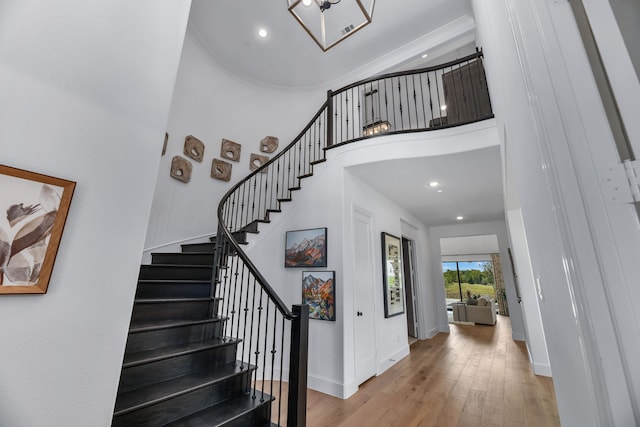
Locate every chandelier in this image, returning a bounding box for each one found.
[287,0,376,52]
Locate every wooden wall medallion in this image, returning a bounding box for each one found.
[170,156,192,183]
[221,139,241,162]
[250,153,269,173]
[184,135,205,162]
[211,158,232,182]
[260,136,279,153]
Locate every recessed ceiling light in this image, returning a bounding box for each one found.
[456,216,464,220]
[440,105,447,111]
[421,53,428,58]
[257,28,268,38]
[302,0,312,5]
[437,189,443,193]
[428,181,439,188]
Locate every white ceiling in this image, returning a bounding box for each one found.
[187,0,505,229]
[347,146,505,227]
[188,0,475,88]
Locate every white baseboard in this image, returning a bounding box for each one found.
[307,373,344,398]
[532,362,553,377]
[142,233,215,263]
[424,326,439,338]
[377,345,410,375]
[512,332,526,341]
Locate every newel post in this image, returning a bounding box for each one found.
[326,90,334,147]
[287,304,309,427]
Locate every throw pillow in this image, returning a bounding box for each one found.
[477,297,488,306]
[466,298,478,305]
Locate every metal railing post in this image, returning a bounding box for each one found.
[326,90,334,147]
[287,304,309,427]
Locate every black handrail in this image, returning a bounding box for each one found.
[214,50,493,426]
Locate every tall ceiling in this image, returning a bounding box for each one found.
[188,0,476,88]
[188,0,505,230]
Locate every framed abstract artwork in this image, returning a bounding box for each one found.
[381,232,405,317]
[302,270,335,321]
[285,227,327,268]
[0,165,76,294]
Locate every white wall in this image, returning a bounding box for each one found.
[506,208,551,377]
[0,1,191,426]
[474,0,640,424]
[143,29,326,255]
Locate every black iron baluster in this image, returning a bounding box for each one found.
[278,317,286,427]
[269,308,279,416]
[397,78,405,131]
[239,269,252,370]
[435,69,444,124]
[418,72,428,128]
[260,299,271,403]
[326,90,333,147]
[411,74,418,129]
[253,287,264,401]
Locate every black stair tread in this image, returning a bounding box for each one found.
[129,317,224,334]
[134,297,213,304]
[142,264,214,269]
[288,186,301,191]
[123,337,239,368]
[298,173,313,179]
[151,252,215,262]
[114,363,255,416]
[310,158,326,165]
[181,242,217,252]
[151,252,215,256]
[266,209,281,213]
[164,392,274,427]
[277,198,292,202]
[137,279,212,284]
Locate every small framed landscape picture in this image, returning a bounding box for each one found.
[0,165,76,294]
[284,227,327,268]
[302,270,335,321]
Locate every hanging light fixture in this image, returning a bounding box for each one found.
[287,0,375,52]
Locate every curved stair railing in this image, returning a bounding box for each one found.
[214,50,493,426]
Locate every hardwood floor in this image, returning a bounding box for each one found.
[272,315,561,427]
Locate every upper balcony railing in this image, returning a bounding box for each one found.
[328,49,493,147]
[214,49,492,427]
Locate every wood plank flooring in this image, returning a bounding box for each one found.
[270,315,561,427]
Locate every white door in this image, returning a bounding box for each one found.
[352,208,377,385]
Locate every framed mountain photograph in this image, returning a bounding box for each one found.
[302,270,335,321]
[285,227,327,268]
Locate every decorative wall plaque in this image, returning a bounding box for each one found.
[170,156,192,183]
[250,153,269,173]
[162,132,168,156]
[260,136,279,153]
[221,139,241,162]
[211,158,232,182]
[184,135,205,162]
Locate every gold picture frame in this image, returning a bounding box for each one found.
[0,165,76,294]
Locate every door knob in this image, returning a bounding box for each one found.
[357,311,363,316]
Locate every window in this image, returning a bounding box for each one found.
[443,260,496,304]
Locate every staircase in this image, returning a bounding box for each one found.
[112,236,275,426]
[111,50,493,427]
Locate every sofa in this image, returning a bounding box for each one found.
[452,298,497,325]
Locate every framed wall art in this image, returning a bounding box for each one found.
[381,232,405,317]
[285,227,327,268]
[0,165,76,294]
[302,270,335,321]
